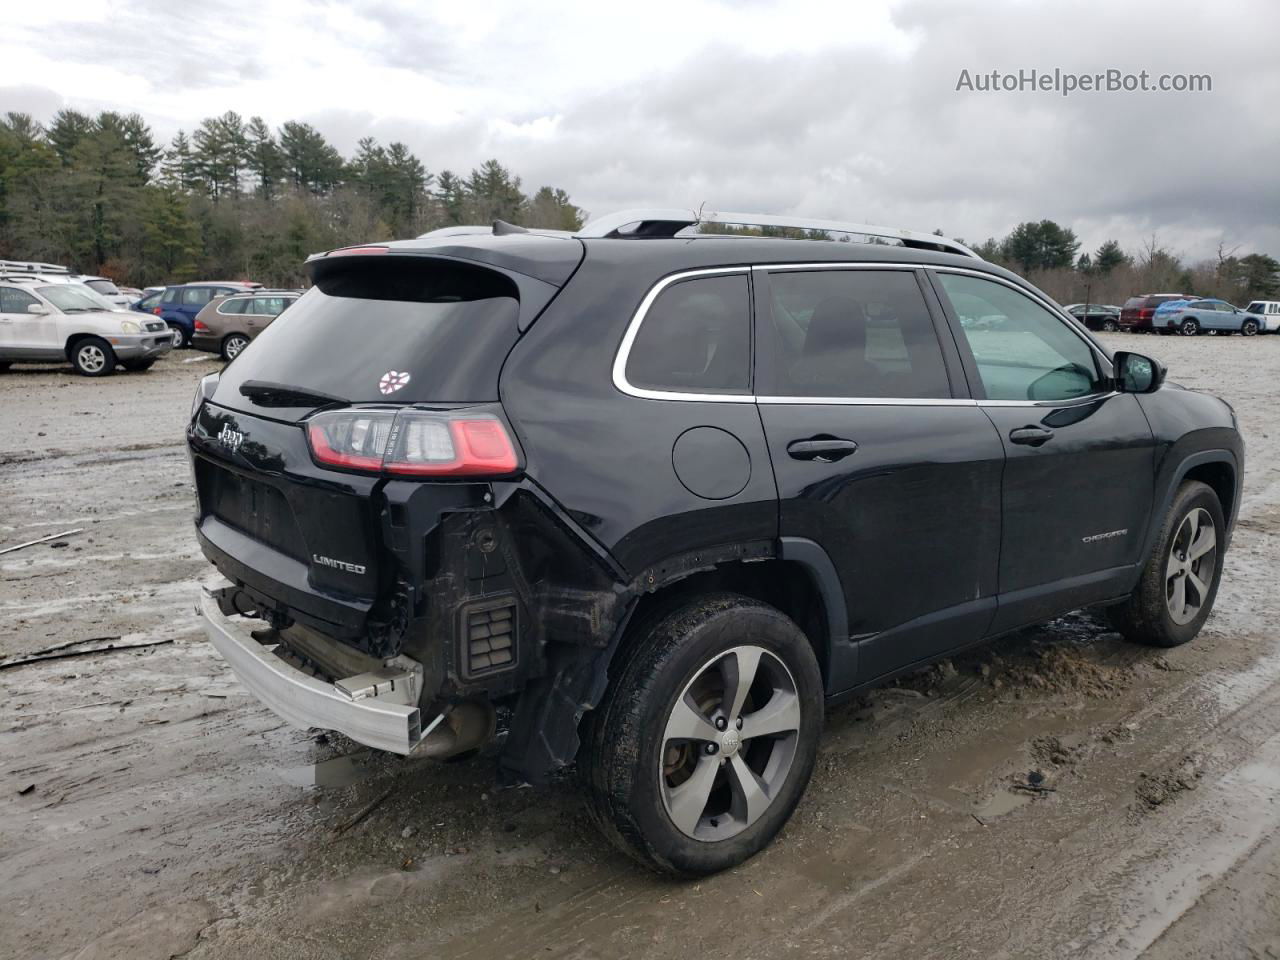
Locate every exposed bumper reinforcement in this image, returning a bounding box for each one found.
[199,585,425,754]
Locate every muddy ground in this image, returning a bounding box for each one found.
[2,335,1279,960]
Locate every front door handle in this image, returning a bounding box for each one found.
[787,437,859,462]
[1009,426,1054,447]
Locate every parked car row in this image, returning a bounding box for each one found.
[1114,293,1275,336]
[0,259,301,376]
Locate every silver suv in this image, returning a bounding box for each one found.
[0,277,172,376]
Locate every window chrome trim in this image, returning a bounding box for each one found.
[757,396,976,407]
[611,266,756,403]
[612,261,1114,405]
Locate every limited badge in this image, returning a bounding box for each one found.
[379,370,411,395]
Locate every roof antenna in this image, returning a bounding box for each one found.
[492,220,529,236]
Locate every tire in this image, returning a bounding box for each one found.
[1102,319,1119,332]
[580,593,823,877]
[221,333,250,361]
[71,337,116,377]
[1242,319,1259,337]
[1180,318,1200,336]
[167,323,188,349]
[121,359,155,372]
[1108,480,1225,647]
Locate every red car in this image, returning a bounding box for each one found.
[1119,293,1194,332]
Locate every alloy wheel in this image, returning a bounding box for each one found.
[224,335,248,359]
[1180,320,1198,336]
[77,344,106,373]
[1166,507,1217,626]
[1243,321,1258,337]
[170,326,184,348]
[660,645,801,841]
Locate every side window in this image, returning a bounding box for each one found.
[261,297,285,315]
[937,273,1104,402]
[219,298,247,315]
[625,273,750,394]
[182,287,213,306]
[765,269,950,399]
[162,286,180,303]
[0,287,39,313]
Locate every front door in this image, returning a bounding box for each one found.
[930,270,1155,632]
[755,266,1005,693]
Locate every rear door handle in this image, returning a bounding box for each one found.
[1009,426,1054,447]
[786,438,859,462]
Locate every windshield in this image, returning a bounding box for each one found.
[84,279,120,296]
[216,257,521,408]
[38,283,117,313]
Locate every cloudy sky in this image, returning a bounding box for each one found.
[4,0,1278,261]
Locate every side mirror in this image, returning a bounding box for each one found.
[1114,351,1165,394]
[26,303,49,315]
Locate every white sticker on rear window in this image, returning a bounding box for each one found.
[379,370,411,395]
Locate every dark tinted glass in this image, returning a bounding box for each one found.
[766,269,950,398]
[217,258,520,404]
[625,274,751,394]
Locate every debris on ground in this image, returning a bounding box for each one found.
[1134,755,1203,812]
[0,526,84,556]
[1010,770,1057,796]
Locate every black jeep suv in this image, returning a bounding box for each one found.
[189,210,1242,876]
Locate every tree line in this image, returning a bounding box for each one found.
[0,109,585,286]
[965,220,1279,307]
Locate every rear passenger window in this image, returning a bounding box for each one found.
[625,273,751,394]
[764,269,950,399]
[219,298,247,314]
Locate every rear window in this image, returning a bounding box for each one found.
[84,279,120,296]
[217,257,520,404]
[625,273,751,394]
[1123,297,1145,309]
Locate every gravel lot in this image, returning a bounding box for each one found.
[3,334,1280,960]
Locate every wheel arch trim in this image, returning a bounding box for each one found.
[1140,448,1240,576]
[778,536,856,693]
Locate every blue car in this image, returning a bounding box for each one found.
[1153,298,1263,337]
[142,282,258,347]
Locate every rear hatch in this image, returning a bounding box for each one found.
[189,239,581,635]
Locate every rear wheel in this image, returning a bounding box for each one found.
[222,333,250,361]
[1242,319,1259,336]
[1108,480,1224,647]
[1102,318,1119,332]
[71,337,116,377]
[168,323,188,349]
[581,594,823,876]
[1180,318,1200,336]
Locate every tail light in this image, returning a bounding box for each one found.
[152,307,162,315]
[194,320,209,332]
[306,408,520,477]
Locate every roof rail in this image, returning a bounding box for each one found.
[574,209,980,259]
[0,259,72,275]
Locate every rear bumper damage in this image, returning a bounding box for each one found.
[200,583,428,754]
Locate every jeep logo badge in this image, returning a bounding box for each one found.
[217,423,244,453]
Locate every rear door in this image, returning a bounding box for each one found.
[755,265,1005,691]
[931,270,1155,632]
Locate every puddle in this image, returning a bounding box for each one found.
[973,788,1034,819]
[278,753,375,789]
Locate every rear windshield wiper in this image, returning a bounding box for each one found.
[238,380,350,409]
